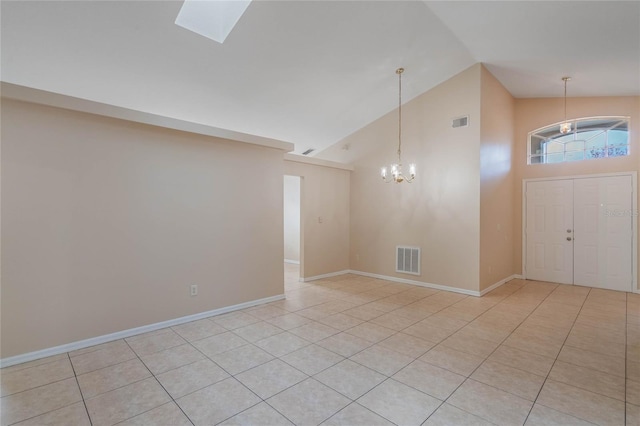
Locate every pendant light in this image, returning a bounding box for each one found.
[381,68,416,183]
[559,76,572,134]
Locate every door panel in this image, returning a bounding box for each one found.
[574,176,632,291]
[525,180,574,284]
[573,179,599,287]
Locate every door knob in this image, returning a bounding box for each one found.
[567,229,572,233]
[567,237,572,241]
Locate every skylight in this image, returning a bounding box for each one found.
[175,0,252,44]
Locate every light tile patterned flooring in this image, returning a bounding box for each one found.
[1,264,639,425]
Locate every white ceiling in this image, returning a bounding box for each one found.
[2,1,638,158]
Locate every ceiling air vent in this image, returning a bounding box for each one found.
[452,116,469,128]
[302,148,315,155]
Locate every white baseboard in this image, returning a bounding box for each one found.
[479,274,524,296]
[303,270,351,282]
[0,294,285,368]
[301,269,522,297]
[349,270,521,298]
[284,259,300,265]
[348,270,483,296]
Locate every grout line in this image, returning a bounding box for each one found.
[0,375,76,399]
[0,354,68,374]
[122,339,196,426]
[3,371,93,426]
[521,286,592,425]
[625,291,628,426]
[6,272,631,426]
[217,279,463,424]
[71,354,139,378]
[322,401,395,425]
[289,285,505,423]
[155,328,303,426]
[240,276,624,418]
[421,282,561,424]
[68,352,94,426]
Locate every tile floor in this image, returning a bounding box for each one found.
[1,264,639,425]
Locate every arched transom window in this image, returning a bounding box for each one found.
[528,116,630,165]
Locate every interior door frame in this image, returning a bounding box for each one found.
[522,171,638,293]
[283,174,305,281]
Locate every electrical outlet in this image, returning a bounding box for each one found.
[190,285,198,297]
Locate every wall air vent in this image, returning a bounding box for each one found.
[396,246,420,276]
[302,148,315,155]
[452,116,469,128]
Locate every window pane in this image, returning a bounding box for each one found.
[546,153,563,163]
[608,129,629,147]
[530,155,544,164]
[530,135,545,156]
[565,140,584,152]
[566,151,584,161]
[528,116,629,165]
[608,145,629,157]
[607,129,629,157]
[545,141,564,154]
[586,132,606,159]
[554,134,574,144]
[580,130,602,142]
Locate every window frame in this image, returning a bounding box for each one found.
[527,116,630,165]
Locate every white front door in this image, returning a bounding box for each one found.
[573,176,633,291]
[525,175,634,292]
[525,180,574,284]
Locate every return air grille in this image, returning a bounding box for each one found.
[452,116,469,128]
[396,246,420,276]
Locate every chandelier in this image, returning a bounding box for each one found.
[381,68,416,183]
[559,76,572,134]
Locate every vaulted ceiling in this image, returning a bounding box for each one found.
[2,1,638,158]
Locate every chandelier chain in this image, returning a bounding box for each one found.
[560,76,572,134]
[398,68,402,163]
[564,77,567,122]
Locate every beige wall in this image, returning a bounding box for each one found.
[479,66,517,290]
[5,74,637,362]
[1,99,286,358]
[513,96,640,290]
[283,160,350,279]
[340,64,482,291]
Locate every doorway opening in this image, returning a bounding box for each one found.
[284,175,302,284]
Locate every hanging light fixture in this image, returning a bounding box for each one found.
[559,76,572,134]
[381,67,416,183]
